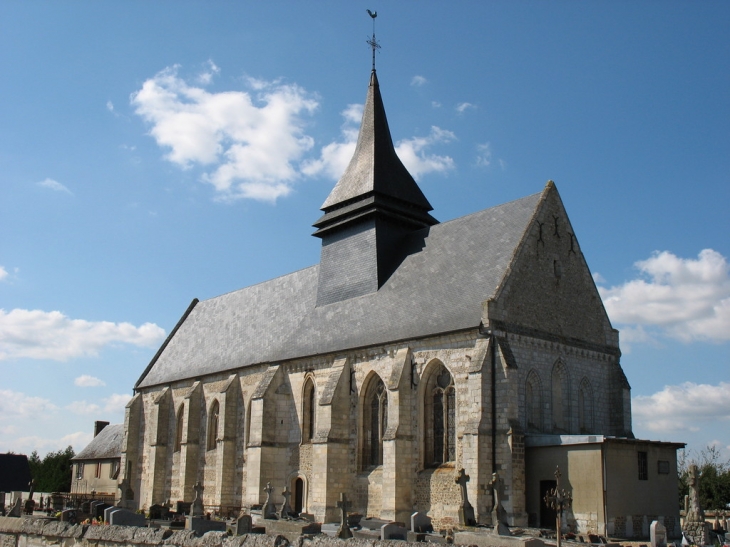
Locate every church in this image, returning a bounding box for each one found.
[121,66,682,536]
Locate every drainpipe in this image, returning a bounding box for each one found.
[491,331,497,474]
[601,444,608,536]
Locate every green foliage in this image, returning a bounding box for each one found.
[28,446,75,493]
[678,445,730,511]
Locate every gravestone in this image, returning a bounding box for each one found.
[104,506,120,523]
[277,486,293,519]
[411,511,433,533]
[489,471,510,535]
[262,482,277,519]
[108,508,146,527]
[191,481,204,518]
[336,492,353,539]
[455,468,476,526]
[230,513,252,535]
[149,504,170,520]
[650,520,666,547]
[7,497,22,518]
[185,516,226,536]
[176,501,192,515]
[60,509,78,524]
[93,502,112,520]
[381,521,408,541]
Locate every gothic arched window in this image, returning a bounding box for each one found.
[174,404,184,452]
[579,377,594,434]
[302,377,316,442]
[551,361,570,433]
[424,363,455,466]
[362,376,387,468]
[525,370,542,433]
[207,399,219,451]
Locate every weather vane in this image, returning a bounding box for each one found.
[366,9,380,71]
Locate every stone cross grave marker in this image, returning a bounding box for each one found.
[191,481,204,517]
[336,492,353,539]
[263,482,277,519]
[650,520,666,547]
[455,468,476,526]
[488,471,510,534]
[278,485,293,519]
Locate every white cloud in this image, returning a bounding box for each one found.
[395,127,456,179]
[106,100,114,112]
[67,393,131,416]
[597,249,730,343]
[0,266,7,282]
[67,400,101,415]
[0,308,166,361]
[633,382,730,434]
[37,178,72,195]
[131,65,318,203]
[456,102,476,114]
[0,390,57,418]
[431,101,442,108]
[476,142,492,167]
[5,431,93,457]
[74,375,106,387]
[103,393,132,413]
[411,75,427,87]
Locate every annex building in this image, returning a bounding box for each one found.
[120,68,682,535]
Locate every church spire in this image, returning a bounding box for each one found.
[313,70,438,307]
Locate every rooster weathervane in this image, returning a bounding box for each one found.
[366,9,380,71]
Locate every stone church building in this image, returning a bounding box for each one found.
[121,68,681,534]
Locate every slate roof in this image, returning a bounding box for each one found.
[72,424,124,461]
[0,454,32,492]
[136,190,543,389]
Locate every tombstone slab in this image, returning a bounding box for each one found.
[411,511,433,533]
[381,521,408,541]
[262,519,321,542]
[650,520,666,547]
[104,506,120,523]
[185,516,226,536]
[453,532,546,547]
[59,509,78,524]
[108,508,146,527]
[228,514,252,536]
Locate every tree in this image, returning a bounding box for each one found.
[678,446,730,511]
[28,446,75,493]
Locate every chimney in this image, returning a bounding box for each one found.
[94,421,109,437]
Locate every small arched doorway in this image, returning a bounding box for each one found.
[294,477,304,513]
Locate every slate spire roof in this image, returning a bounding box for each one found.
[313,70,437,236]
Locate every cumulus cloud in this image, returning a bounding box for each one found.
[5,431,93,458]
[74,375,106,387]
[67,394,131,416]
[131,65,318,202]
[597,249,730,343]
[411,75,427,87]
[106,100,115,112]
[303,105,455,181]
[0,308,166,361]
[395,127,456,178]
[37,178,72,195]
[196,59,220,85]
[633,382,730,433]
[0,266,7,282]
[456,102,476,114]
[0,390,58,417]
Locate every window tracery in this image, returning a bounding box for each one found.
[362,376,387,468]
[424,363,455,466]
[207,399,219,451]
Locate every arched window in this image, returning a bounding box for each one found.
[174,404,184,452]
[551,361,570,433]
[525,370,543,433]
[579,378,594,433]
[424,363,455,466]
[302,378,316,442]
[207,399,219,451]
[362,376,387,468]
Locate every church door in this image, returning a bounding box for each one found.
[539,480,557,528]
[294,478,304,514]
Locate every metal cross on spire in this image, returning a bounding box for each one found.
[366,9,380,71]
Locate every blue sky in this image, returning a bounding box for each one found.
[1,2,728,461]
